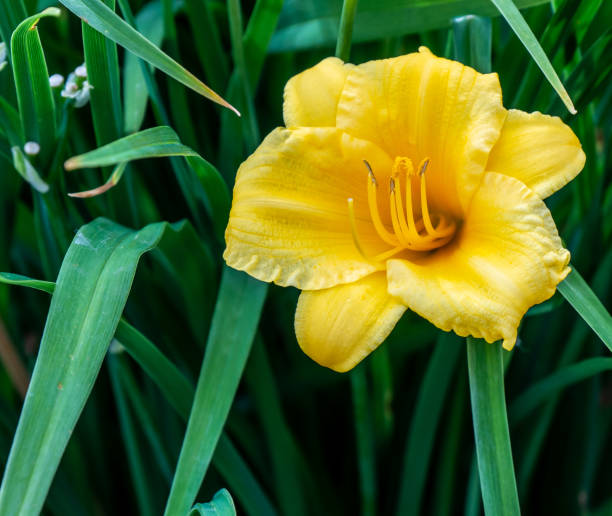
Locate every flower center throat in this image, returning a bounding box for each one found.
[348,156,456,261]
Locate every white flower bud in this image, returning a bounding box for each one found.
[49,73,64,88]
[74,63,87,79]
[24,141,41,156]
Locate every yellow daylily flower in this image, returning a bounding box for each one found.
[224,47,585,373]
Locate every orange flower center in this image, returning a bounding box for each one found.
[348,156,456,261]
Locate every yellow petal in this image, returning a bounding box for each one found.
[336,47,506,217]
[486,109,586,199]
[283,57,353,128]
[295,272,407,372]
[224,127,395,290]
[387,172,570,349]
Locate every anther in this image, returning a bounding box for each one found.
[419,158,430,176]
[363,160,377,186]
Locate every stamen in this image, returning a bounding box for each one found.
[389,179,411,247]
[365,161,400,246]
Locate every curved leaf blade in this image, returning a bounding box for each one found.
[58,0,240,115]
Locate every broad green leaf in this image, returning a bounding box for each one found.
[11,145,49,193]
[510,358,612,422]
[0,218,176,515]
[83,0,123,144]
[453,15,492,73]
[268,0,550,52]
[558,267,612,353]
[396,333,462,516]
[164,268,268,516]
[190,489,236,516]
[467,338,520,516]
[58,0,240,115]
[10,7,58,165]
[489,0,576,114]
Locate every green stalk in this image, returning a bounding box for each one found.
[466,338,520,516]
[335,0,359,61]
[351,365,376,516]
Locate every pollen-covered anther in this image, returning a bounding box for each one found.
[351,158,456,259]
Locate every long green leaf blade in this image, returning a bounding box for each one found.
[10,7,59,165]
[0,218,169,515]
[489,0,576,114]
[164,268,267,516]
[58,0,240,115]
[467,338,520,516]
[558,267,612,352]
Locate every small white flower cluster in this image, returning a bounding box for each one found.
[0,42,7,72]
[59,63,92,108]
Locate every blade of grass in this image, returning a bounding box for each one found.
[0,0,27,51]
[82,0,122,144]
[108,352,156,516]
[489,0,576,114]
[58,0,240,115]
[10,7,59,165]
[467,338,520,516]
[558,266,612,352]
[351,364,376,516]
[395,333,462,516]
[510,358,612,422]
[0,218,172,515]
[64,127,230,240]
[163,268,268,516]
[245,337,307,516]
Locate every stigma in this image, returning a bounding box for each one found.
[348,157,456,262]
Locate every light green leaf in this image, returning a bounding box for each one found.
[58,0,240,115]
[64,127,230,240]
[64,126,197,169]
[489,0,576,114]
[558,267,612,353]
[467,338,520,516]
[0,218,176,515]
[164,268,268,516]
[190,489,237,516]
[10,7,59,165]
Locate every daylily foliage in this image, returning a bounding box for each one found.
[224,47,585,372]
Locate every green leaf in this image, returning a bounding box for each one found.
[10,7,59,165]
[467,338,520,516]
[164,268,268,516]
[0,0,27,50]
[558,267,612,353]
[268,0,550,53]
[510,358,612,422]
[335,0,359,61]
[58,0,240,115]
[64,126,197,169]
[123,0,165,134]
[0,218,174,515]
[64,127,230,239]
[190,489,236,516]
[82,0,123,144]
[395,333,462,516]
[453,15,492,73]
[0,272,55,293]
[489,0,576,114]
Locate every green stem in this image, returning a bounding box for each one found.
[350,365,376,516]
[335,0,359,61]
[466,337,520,516]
